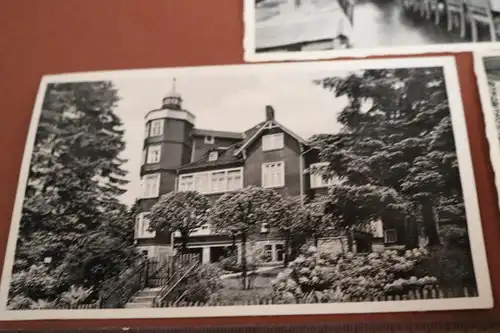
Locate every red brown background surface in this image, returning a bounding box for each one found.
[0,0,499,329]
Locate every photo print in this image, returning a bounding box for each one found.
[0,56,492,320]
[245,0,500,62]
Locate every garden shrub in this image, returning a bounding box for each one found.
[180,263,224,303]
[271,246,438,303]
[8,264,60,303]
[58,286,93,307]
[416,225,475,288]
[7,295,34,310]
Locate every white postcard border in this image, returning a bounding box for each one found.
[0,56,493,320]
[474,51,500,215]
[242,0,500,62]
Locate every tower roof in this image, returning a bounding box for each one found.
[162,78,182,110]
[165,78,181,99]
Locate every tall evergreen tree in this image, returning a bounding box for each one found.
[311,67,464,246]
[10,82,133,308]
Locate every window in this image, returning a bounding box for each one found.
[211,171,226,193]
[263,245,272,262]
[135,213,156,239]
[144,123,150,138]
[194,173,209,193]
[227,170,242,191]
[310,162,339,188]
[141,173,160,198]
[261,223,269,233]
[178,175,195,191]
[149,119,164,137]
[141,149,146,165]
[208,151,218,161]
[262,133,284,151]
[262,161,285,188]
[384,229,397,244]
[276,244,284,262]
[204,136,215,144]
[178,168,243,194]
[371,219,384,238]
[146,145,161,164]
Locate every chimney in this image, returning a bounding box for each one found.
[265,105,275,121]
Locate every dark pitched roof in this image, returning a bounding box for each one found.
[191,128,243,140]
[178,144,243,172]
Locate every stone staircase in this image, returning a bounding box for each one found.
[124,287,162,308]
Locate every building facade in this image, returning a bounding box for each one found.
[134,82,415,263]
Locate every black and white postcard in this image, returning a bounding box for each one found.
[475,50,500,212]
[0,57,493,320]
[244,0,500,62]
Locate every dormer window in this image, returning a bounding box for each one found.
[205,136,215,144]
[208,151,218,162]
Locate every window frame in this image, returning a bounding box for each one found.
[177,167,244,195]
[146,144,162,164]
[149,119,164,137]
[141,173,161,198]
[262,133,285,152]
[208,151,218,162]
[310,162,338,189]
[204,135,215,144]
[384,229,398,244]
[261,161,285,189]
[135,212,156,239]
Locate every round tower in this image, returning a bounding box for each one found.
[135,79,196,257]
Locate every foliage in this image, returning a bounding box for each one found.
[180,264,225,303]
[271,246,437,303]
[268,196,302,265]
[149,191,211,251]
[9,82,134,309]
[211,186,283,289]
[6,295,34,310]
[312,68,465,246]
[211,186,284,235]
[58,286,94,307]
[61,229,137,291]
[296,195,330,246]
[9,264,61,302]
[324,184,407,251]
[217,242,265,289]
[416,225,475,288]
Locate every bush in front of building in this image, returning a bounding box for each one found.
[415,225,475,289]
[270,246,438,304]
[177,263,224,303]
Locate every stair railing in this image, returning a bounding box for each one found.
[152,253,200,307]
[99,258,149,308]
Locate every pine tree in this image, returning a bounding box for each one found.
[312,67,464,246]
[10,82,133,307]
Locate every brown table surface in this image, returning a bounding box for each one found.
[0,0,499,330]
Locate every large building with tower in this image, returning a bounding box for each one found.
[134,80,416,264]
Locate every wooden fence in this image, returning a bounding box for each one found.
[154,285,478,308]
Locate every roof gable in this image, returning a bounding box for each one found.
[233,120,306,156]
